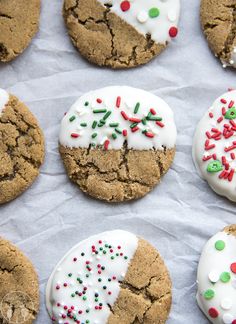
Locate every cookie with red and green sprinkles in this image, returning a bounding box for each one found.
[197,225,236,324]
[193,90,236,202]
[59,86,177,202]
[46,230,172,324]
[63,0,180,68]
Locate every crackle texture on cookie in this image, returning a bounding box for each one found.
[0,238,39,324]
[224,224,236,236]
[200,0,236,65]
[59,144,175,202]
[107,238,172,324]
[0,0,40,62]
[0,95,44,204]
[63,0,165,68]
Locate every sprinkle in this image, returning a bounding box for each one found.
[228,169,234,182]
[115,128,122,134]
[104,140,110,150]
[230,263,236,274]
[220,272,231,283]
[221,98,227,104]
[209,112,214,118]
[92,133,97,139]
[204,289,215,300]
[150,108,156,115]
[120,0,130,12]
[231,153,235,160]
[84,101,89,106]
[149,7,160,18]
[229,100,235,108]
[122,129,127,136]
[112,133,117,140]
[96,98,102,104]
[142,118,147,125]
[156,121,165,128]
[217,116,223,123]
[80,122,87,127]
[102,111,112,121]
[130,122,138,129]
[109,123,119,127]
[145,132,155,138]
[134,102,140,114]
[169,26,178,38]
[121,111,129,120]
[129,117,141,123]
[131,126,139,133]
[92,121,97,129]
[69,116,76,122]
[208,308,219,318]
[116,96,121,108]
[93,109,107,113]
[71,133,79,138]
[215,240,225,251]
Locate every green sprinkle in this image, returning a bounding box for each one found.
[86,274,89,278]
[109,123,119,127]
[105,244,109,248]
[146,115,162,121]
[91,143,96,147]
[225,107,236,120]
[215,240,225,251]
[111,256,115,260]
[115,128,122,134]
[93,109,107,113]
[99,119,106,125]
[149,7,160,18]
[92,133,97,139]
[112,133,117,140]
[99,247,103,251]
[134,102,140,114]
[98,278,102,282]
[92,121,97,129]
[98,122,105,127]
[207,160,223,173]
[124,256,128,260]
[142,130,147,134]
[103,286,107,290]
[130,122,138,129]
[103,111,112,120]
[68,273,72,277]
[95,298,99,302]
[84,101,89,106]
[86,309,90,313]
[83,296,87,301]
[69,115,76,122]
[142,118,147,125]
[204,289,215,300]
[103,250,107,254]
[71,293,75,297]
[220,272,231,283]
[80,122,87,127]
[86,320,90,323]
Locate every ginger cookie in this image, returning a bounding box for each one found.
[0,0,40,62]
[0,237,39,323]
[63,0,180,69]
[196,225,236,324]
[0,88,44,204]
[200,0,236,69]
[46,230,172,324]
[193,89,236,202]
[59,86,177,202]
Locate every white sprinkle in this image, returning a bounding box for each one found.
[223,313,233,324]
[137,11,148,23]
[221,298,232,310]
[168,10,177,22]
[208,270,220,283]
[230,59,235,65]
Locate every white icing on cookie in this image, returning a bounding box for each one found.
[197,230,236,324]
[59,86,177,150]
[193,90,236,202]
[46,230,138,324]
[97,0,180,44]
[0,88,9,115]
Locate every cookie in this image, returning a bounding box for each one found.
[0,237,39,324]
[63,0,180,69]
[46,230,172,324]
[0,0,40,62]
[0,88,45,204]
[59,86,177,202]
[193,90,236,202]
[196,225,236,324]
[200,0,236,68]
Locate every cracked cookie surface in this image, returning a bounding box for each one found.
[46,230,172,324]
[0,0,40,62]
[200,0,236,68]
[63,0,179,68]
[0,237,39,324]
[0,94,44,204]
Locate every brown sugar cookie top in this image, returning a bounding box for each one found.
[0,89,44,204]
[63,0,180,68]
[46,230,172,323]
[59,86,177,202]
[200,0,236,68]
[0,0,40,62]
[0,237,39,323]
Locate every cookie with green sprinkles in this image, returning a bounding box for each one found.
[59,86,177,202]
[196,225,236,324]
[63,0,180,68]
[46,230,172,324]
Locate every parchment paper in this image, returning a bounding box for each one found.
[1,0,236,323]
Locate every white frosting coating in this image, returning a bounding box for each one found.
[229,48,236,68]
[193,90,236,202]
[97,0,180,44]
[46,230,138,324]
[0,88,9,115]
[197,231,236,324]
[59,86,177,150]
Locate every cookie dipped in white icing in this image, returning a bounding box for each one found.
[59,86,177,151]
[197,229,236,324]
[46,230,138,324]
[193,90,236,202]
[97,0,180,44]
[0,88,9,115]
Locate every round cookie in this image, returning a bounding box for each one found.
[0,237,39,323]
[63,0,180,69]
[59,86,177,202]
[197,225,236,324]
[193,90,236,202]
[0,88,44,204]
[0,0,40,62]
[46,230,172,324]
[200,0,236,68]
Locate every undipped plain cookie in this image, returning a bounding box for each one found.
[46,230,172,324]
[0,237,39,324]
[200,0,236,68]
[63,0,180,68]
[0,0,40,62]
[197,225,236,324]
[59,86,177,202]
[0,89,44,204]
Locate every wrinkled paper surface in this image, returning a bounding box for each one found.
[1,0,236,323]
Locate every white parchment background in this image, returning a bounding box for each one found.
[0,0,236,323]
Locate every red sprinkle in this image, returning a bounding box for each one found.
[104,139,110,150]
[116,96,121,108]
[145,132,155,138]
[71,133,79,138]
[131,126,139,133]
[208,308,219,318]
[222,107,226,115]
[121,111,129,120]
[231,263,236,273]
[202,155,212,161]
[122,129,127,136]
[150,108,156,115]
[219,171,227,179]
[169,26,178,38]
[229,100,234,108]
[120,0,130,11]
[209,112,214,118]
[232,320,236,324]
[228,169,235,182]
[221,98,227,104]
[231,153,235,160]
[96,98,102,104]
[217,116,223,123]
[156,121,165,128]
[206,131,211,139]
[129,117,141,123]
